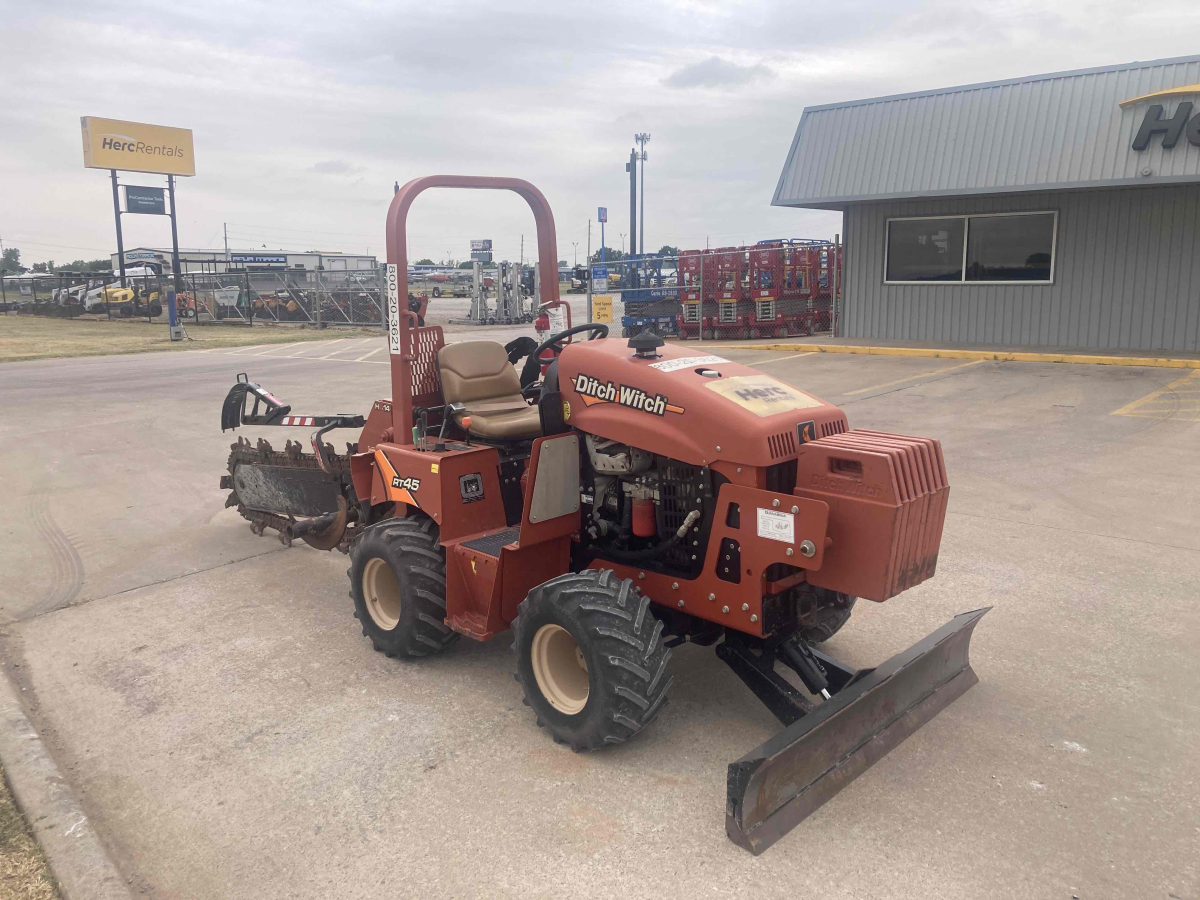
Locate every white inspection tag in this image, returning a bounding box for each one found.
[756,508,795,543]
[386,264,402,354]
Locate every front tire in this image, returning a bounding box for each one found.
[349,515,458,657]
[514,569,673,751]
[802,592,856,643]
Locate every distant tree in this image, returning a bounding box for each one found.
[457,261,474,269]
[1,247,19,272]
[589,248,625,264]
[31,262,48,273]
[558,260,567,267]
[51,258,110,273]
[413,258,435,266]
[657,245,680,257]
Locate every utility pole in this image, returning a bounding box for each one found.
[635,133,650,255]
[586,219,592,323]
[223,223,230,266]
[626,148,637,260]
[520,234,524,269]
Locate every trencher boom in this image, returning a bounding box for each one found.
[216,175,987,853]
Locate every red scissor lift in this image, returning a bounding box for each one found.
[676,249,713,340]
[708,247,752,339]
[748,240,828,338]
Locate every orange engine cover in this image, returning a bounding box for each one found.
[792,430,949,602]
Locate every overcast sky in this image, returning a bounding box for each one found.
[3,0,1199,268]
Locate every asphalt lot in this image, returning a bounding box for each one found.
[1,330,1197,899]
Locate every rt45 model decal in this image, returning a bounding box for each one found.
[572,373,685,416]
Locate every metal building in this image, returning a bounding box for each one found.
[773,55,1200,352]
[110,247,376,275]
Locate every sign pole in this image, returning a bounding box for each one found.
[110,170,127,289]
[586,219,592,324]
[167,175,182,335]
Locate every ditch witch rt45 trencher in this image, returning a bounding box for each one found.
[218,176,988,854]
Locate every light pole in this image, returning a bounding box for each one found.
[572,242,578,266]
[635,133,650,255]
[620,233,626,254]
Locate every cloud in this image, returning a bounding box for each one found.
[310,159,361,174]
[664,56,774,89]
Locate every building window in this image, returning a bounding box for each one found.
[886,217,965,282]
[885,212,1056,284]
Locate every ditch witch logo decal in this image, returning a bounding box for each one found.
[572,373,685,416]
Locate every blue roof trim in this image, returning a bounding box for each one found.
[772,175,1200,210]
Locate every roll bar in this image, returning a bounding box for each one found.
[385,176,561,443]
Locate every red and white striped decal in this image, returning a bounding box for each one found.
[280,416,316,426]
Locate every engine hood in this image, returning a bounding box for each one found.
[556,338,847,468]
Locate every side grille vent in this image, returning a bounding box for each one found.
[820,418,848,437]
[767,430,798,459]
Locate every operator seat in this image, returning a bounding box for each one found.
[437,341,543,440]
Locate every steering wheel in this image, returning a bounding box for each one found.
[520,323,609,388]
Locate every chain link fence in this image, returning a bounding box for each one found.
[0,268,393,328]
[586,239,842,341]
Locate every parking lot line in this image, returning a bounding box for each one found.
[225,344,266,355]
[754,352,818,364]
[845,359,985,395]
[254,342,304,356]
[355,347,383,361]
[1111,370,1200,420]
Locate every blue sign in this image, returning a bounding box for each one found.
[591,265,608,280]
[597,207,607,223]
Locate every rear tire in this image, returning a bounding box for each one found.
[349,515,458,657]
[514,569,672,751]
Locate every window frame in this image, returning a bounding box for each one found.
[883,210,1058,286]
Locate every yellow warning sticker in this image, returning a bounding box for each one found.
[704,374,823,417]
[431,463,440,473]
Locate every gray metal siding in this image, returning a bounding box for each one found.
[842,186,1200,352]
[776,56,1200,206]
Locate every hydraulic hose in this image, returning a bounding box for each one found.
[600,509,701,563]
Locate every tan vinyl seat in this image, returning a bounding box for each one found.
[437,341,543,440]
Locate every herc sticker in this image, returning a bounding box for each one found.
[704,375,822,417]
[459,473,484,503]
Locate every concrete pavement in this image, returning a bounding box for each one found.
[1,337,1197,899]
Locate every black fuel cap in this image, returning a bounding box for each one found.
[629,331,664,358]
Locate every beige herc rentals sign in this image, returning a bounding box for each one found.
[80,117,195,176]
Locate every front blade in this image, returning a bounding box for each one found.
[726,607,989,855]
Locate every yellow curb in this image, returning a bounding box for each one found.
[703,343,1200,369]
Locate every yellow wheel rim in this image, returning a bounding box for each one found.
[362,557,402,631]
[530,624,590,715]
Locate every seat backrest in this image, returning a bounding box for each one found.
[438,341,523,405]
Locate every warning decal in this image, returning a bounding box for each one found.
[756,508,795,544]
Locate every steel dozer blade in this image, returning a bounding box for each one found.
[725,607,989,855]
